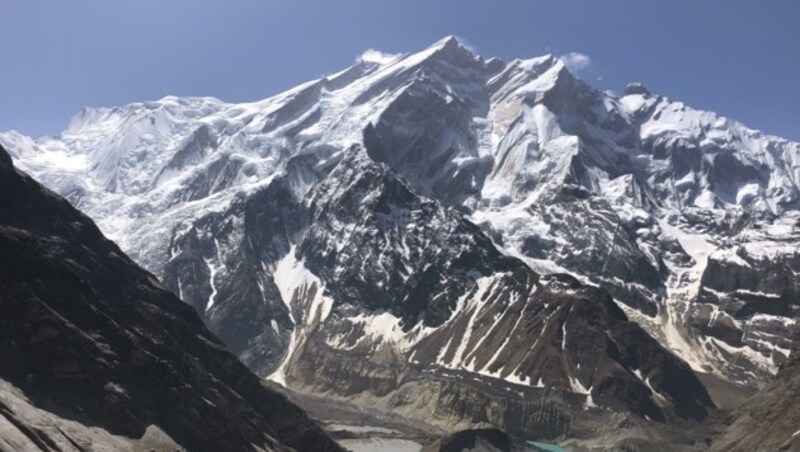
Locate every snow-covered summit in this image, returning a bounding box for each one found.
[2,36,798,391]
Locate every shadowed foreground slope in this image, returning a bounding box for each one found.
[0,144,341,451]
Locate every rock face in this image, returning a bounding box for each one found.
[712,338,800,451]
[0,144,341,451]
[163,145,715,435]
[3,35,799,440]
[421,429,518,452]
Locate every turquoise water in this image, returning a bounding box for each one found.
[527,440,566,452]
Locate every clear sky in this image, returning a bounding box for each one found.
[1,1,798,141]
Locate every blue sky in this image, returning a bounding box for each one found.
[1,1,798,141]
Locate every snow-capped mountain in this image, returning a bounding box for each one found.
[3,36,798,444]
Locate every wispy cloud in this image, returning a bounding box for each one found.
[453,35,479,53]
[357,49,401,65]
[559,52,591,72]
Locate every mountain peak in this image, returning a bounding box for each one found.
[424,34,480,57]
[430,34,466,50]
[624,82,651,97]
[412,35,482,70]
[514,54,560,73]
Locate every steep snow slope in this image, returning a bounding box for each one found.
[2,36,797,440]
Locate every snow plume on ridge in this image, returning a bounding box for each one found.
[357,48,401,65]
[560,52,591,72]
[452,34,479,53]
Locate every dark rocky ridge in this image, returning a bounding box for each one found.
[421,428,519,452]
[701,250,800,318]
[0,144,341,451]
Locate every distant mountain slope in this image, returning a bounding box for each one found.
[712,337,800,451]
[0,144,341,451]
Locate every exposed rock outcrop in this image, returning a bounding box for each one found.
[712,338,800,451]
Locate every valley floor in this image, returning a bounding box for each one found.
[272,377,753,451]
